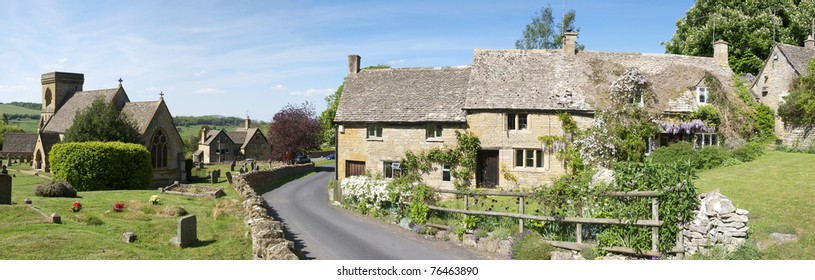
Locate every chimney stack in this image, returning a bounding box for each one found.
[562,32,578,56]
[713,40,729,67]
[805,34,815,49]
[200,127,208,144]
[348,54,361,74]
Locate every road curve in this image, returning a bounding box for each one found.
[262,164,496,260]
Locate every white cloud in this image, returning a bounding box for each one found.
[58,58,69,63]
[386,59,405,65]
[272,84,286,90]
[194,88,225,94]
[288,88,333,96]
[194,70,208,77]
[0,84,29,93]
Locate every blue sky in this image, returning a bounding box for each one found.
[0,0,694,121]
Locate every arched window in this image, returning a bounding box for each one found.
[151,129,168,168]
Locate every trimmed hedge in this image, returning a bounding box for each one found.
[49,141,153,191]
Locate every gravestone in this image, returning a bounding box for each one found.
[24,198,31,205]
[210,171,218,184]
[239,166,246,174]
[254,164,259,171]
[1,165,7,175]
[225,172,233,185]
[170,215,198,247]
[250,161,256,171]
[230,161,236,172]
[50,213,61,224]
[0,173,11,205]
[198,162,204,169]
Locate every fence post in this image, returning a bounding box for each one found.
[465,194,469,210]
[651,197,659,252]
[519,195,524,233]
[576,223,582,243]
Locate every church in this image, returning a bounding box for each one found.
[32,72,186,186]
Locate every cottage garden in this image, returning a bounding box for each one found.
[336,68,776,260]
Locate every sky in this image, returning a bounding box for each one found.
[0,0,694,121]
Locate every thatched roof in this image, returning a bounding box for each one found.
[42,86,129,133]
[465,49,734,113]
[335,66,471,123]
[776,43,815,76]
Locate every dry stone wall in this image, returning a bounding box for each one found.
[233,164,313,260]
[682,189,749,255]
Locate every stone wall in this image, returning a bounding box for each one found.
[752,45,798,139]
[233,164,314,260]
[682,189,750,255]
[782,124,815,146]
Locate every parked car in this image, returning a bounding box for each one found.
[294,153,311,164]
[325,153,335,160]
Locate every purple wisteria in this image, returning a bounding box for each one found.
[657,119,715,135]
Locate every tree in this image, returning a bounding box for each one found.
[515,5,583,50]
[269,102,320,162]
[779,59,815,126]
[63,96,143,144]
[665,1,815,74]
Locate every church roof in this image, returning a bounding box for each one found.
[121,101,161,133]
[1,132,37,154]
[42,87,129,133]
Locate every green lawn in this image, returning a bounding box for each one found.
[0,164,253,260]
[0,104,40,115]
[695,150,815,259]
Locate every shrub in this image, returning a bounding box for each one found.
[648,142,699,167]
[511,230,553,260]
[731,142,765,162]
[49,141,153,191]
[491,227,513,240]
[34,180,77,197]
[697,145,730,170]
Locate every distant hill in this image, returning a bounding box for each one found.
[0,104,40,115]
[5,102,41,111]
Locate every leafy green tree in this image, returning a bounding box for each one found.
[63,97,142,144]
[515,5,583,50]
[1,113,8,124]
[665,0,815,74]
[779,59,815,126]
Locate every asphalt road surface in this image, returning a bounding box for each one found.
[262,164,496,260]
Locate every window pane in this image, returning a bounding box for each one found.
[426,124,432,138]
[712,134,718,146]
[508,114,516,130]
[525,149,534,167]
[442,164,451,181]
[535,150,543,168]
[515,149,523,167]
[695,134,702,148]
[519,114,528,129]
[384,162,392,178]
[435,125,442,137]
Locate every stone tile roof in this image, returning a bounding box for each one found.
[1,132,37,154]
[777,43,815,76]
[226,131,247,147]
[465,49,734,113]
[42,87,129,133]
[335,66,471,123]
[202,130,227,145]
[121,101,161,133]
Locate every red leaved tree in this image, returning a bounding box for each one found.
[268,102,320,162]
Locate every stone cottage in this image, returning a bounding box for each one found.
[194,115,270,163]
[32,72,186,186]
[751,34,815,145]
[335,33,735,190]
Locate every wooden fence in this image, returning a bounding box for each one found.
[425,188,685,257]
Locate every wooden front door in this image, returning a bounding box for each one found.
[477,150,499,188]
[345,160,366,177]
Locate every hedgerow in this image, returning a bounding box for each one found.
[49,141,153,191]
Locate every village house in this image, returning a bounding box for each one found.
[193,115,271,163]
[1,132,37,161]
[32,72,186,186]
[751,34,815,145]
[335,33,735,190]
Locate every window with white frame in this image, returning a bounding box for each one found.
[383,161,401,179]
[697,87,709,104]
[632,91,644,106]
[507,113,528,131]
[367,124,382,138]
[426,124,443,139]
[442,163,451,182]
[514,149,543,168]
[694,133,718,148]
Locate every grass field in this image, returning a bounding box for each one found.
[0,104,40,115]
[0,164,256,260]
[695,150,815,259]
[5,118,38,132]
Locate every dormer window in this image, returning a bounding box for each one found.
[697,87,709,104]
[632,91,644,107]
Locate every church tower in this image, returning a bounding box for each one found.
[39,72,84,130]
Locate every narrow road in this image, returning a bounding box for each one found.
[262,164,495,260]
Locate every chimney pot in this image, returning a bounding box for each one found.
[348,54,361,74]
[562,32,578,56]
[713,40,729,67]
[805,34,815,49]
